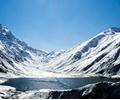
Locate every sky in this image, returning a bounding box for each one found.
[0,0,120,51]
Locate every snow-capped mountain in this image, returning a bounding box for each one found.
[0,24,55,76]
[47,27,120,77]
[1,23,120,77]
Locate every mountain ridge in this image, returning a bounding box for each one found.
[0,24,59,76]
[46,27,120,77]
[0,24,120,77]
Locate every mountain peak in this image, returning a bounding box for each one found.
[108,27,120,32]
[0,24,2,29]
[103,27,120,35]
[0,24,10,35]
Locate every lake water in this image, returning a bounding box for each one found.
[1,77,120,91]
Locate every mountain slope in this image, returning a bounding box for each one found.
[1,24,120,77]
[0,24,52,76]
[47,27,120,77]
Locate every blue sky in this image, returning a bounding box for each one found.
[0,0,120,51]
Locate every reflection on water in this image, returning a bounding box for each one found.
[1,77,120,91]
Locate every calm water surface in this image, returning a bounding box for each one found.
[1,77,120,91]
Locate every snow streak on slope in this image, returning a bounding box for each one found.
[46,27,120,77]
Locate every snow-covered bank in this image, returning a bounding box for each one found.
[1,81,120,99]
[14,82,120,99]
[0,85,16,99]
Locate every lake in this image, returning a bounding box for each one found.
[1,77,120,91]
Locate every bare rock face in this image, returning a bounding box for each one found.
[47,82,120,99]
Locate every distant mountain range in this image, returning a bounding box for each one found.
[0,24,120,77]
